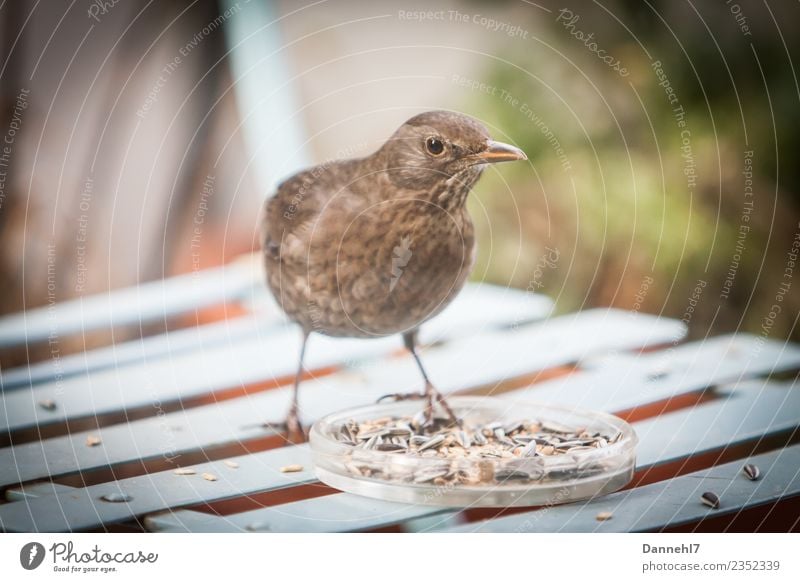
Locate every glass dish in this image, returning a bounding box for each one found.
[309,396,637,508]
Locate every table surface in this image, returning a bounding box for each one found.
[1,262,798,533]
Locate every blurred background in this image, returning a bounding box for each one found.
[1,0,798,365]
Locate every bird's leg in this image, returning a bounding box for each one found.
[264,330,309,442]
[377,331,461,428]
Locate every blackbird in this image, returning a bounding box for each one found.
[261,110,526,437]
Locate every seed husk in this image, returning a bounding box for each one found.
[38,399,57,411]
[742,463,760,481]
[101,492,132,503]
[700,491,720,509]
[280,464,304,473]
[595,511,613,521]
[173,468,196,475]
[224,460,239,469]
[418,434,445,451]
[85,435,102,447]
[375,443,406,452]
[202,472,218,481]
[494,469,530,482]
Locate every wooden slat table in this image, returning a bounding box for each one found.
[1,267,798,533]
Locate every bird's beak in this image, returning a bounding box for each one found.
[470,140,527,164]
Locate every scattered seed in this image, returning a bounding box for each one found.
[224,460,239,469]
[38,399,57,411]
[173,468,196,475]
[85,435,102,447]
[700,491,720,509]
[595,511,613,521]
[742,464,760,481]
[101,492,132,503]
[202,472,218,482]
[280,464,304,473]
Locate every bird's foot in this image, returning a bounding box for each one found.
[262,408,307,444]
[377,385,462,430]
[376,392,426,403]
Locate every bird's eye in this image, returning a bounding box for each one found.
[425,137,445,156]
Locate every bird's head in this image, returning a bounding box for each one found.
[380,110,526,192]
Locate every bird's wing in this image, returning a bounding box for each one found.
[262,161,363,265]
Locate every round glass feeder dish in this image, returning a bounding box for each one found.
[309,396,637,508]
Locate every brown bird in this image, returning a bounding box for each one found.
[261,110,526,438]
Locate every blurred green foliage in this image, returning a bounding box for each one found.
[462,0,799,341]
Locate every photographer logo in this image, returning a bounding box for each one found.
[20,542,46,570]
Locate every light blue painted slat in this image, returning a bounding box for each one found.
[147,492,445,533]
[0,314,285,390]
[0,284,553,433]
[503,333,800,412]
[443,443,800,532]
[0,446,316,532]
[4,483,74,502]
[0,308,674,488]
[0,311,685,531]
[0,255,262,349]
[143,379,800,533]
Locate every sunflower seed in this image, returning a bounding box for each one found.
[595,511,613,521]
[521,440,539,457]
[494,470,530,481]
[541,420,574,434]
[38,399,57,411]
[473,431,488,446]
[700,491,720,509]
[280,464,304,473]
[101,492,132,503]
[85,435,102,447]
[173,468,196,475]
[357,428,388,440]
[504,421,525,434]
[456,431,471,448]
[224,460,239,469]
[376,443,406,452]
[418,434,445,451]
[742,464,761,481]
[202,472,218,481]
[413,468,449,483]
